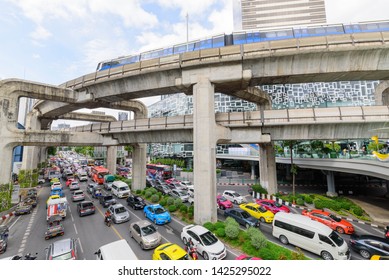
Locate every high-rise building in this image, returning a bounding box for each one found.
[233,0,327,30]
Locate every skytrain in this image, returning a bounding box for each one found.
[96,20,389,71]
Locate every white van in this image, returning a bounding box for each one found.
[272,212,350,260]
[111,181,131,198]
[95,239,138,260]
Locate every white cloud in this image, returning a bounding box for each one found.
[30,25,51,40]
[32,54,41,59]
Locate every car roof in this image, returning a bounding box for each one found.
[132,220,152,227]
[186,224,208,235]
[158,243,186,257]
[111,203,124,208]
[356,235,389,243]
[51,238,73,256]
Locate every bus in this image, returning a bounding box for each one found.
[91,166,110,184]
[146,164,172,179]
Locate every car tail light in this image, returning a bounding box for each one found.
[71,250,76,260]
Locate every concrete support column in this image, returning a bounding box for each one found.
[325,171,338,197]
[250,162,256,180]
[21,146,40,170]
[259,142,277,195]
[0,143,15,185]
[106,146,117,175]
[193,76,217,224]
[132,144,147,191]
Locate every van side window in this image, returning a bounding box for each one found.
[318,234,334,246]
[274,220,314,239]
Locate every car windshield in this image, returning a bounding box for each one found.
[218,197,227,202]
[135,197,143,202]
[241,211,251,219]
[105,196,113,200]
[329,231,344,246]
[329,214,341,222]
[119,186,129,191]
[53,252,72,260]
[257,206,267,213]
[232,192,240,197]
[200,231,218,246]
[274,201,282,207]
[141,225,157,236]
[154,207,166,214]
[115,207,127,214]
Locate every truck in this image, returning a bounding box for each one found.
[45,166,61,181]
[47,197,68,220]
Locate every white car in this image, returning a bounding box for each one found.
[170,189,189,202]
[181,224,227,260]
[180,181,194,188]
[222,190,246,204]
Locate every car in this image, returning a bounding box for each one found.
[38,176,45,185]
[108,204,131,224]
[129,220,162,250]
[15,203,32,216]
[371,255,389,260]
[154,183,171,195]
[65,178,74,187]
[165,178,180,185]
[46,195,61,207]
[126,195,146,210]
[77,201,95,217]
[170,189,189,202]
[239,203,275,223]
[349,234,389,259]
[235,254,262,260]
[111,181,131,198]
[45,238,77,260]
[256,199,291,214]
[180,180,194,188]
[99,194,117,208]
[181,224,227,260]
[217,195,233,210]
[152,243,190,260]
[87,183,98,194]
[69,181,80,191]
[51,182,62,190]
[50,187,64,198]
[222,190,246,204]
[168,182,187,191]
[27,188,37,198]
[144,204,171,225]
[71,190,85,202]
[302,209,355,234]
[224,208,260,228]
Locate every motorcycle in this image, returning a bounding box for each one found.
[185,244,198,260]
[104,216,112,227]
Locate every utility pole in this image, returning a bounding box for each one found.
[186,12,189,51]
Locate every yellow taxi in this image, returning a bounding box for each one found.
[152,243,190,260]
[239,203,275,223]
[371,255,389,260]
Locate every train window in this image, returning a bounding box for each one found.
[247,32,261,43]
[194,39,213,50]
[232,33,247,44]
[122,56,139,65]
[325,26,344,35]
[173,44,188,54]
[378,22,389,31]
[212,35,225,48]
[161,47,173,57]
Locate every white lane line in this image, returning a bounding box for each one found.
[77,238,84,254]
[73,223,78,235]
[71,213,74,222]
[9,216,22,230]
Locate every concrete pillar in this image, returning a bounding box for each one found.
[374,80,389,105]
[259,142,277,195]
[21,146,40,170]
[106,146,117,175]
[0,142,15,185]
[193,76,217,224]
[132,144,146,191]
[325,171,338,197]
[250,162,256,180]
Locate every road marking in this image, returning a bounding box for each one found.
[95,204,124,240]
[73,223,78,235]
[8,216,21,230]
[71,213,74,222]
[77,238,84,254]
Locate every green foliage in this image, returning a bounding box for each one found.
[47,147,57,156]
[168,205,177,212]
[214,221,225,230]
[149,158,185,168]
[246,227,267,250]
[145,190,152,199]
[160,198,168,207]
[251,184,268,195]
[257,247,275,260]
[225,224,240,239]
[225,217,239,227]
[187,211,194,219]
[303,195,313,204]
[351,206,364,216]
[0,184,12,212]
[179,205,188,213]
[216,169,221,174]
[17,169,39,188]
[313,199,326,209]
[135,189,142,195]
[150,194,159,203]
[215,227,226,237]
[149,187,157,195]
[174,198,183,208]
[296,198,305,206]
[166,197,175,206]
[291,247,306,260]
[203,222,215,232]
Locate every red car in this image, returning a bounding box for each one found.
[301,209,355,234]
[66,178,74,187]
[235,254,262,260]
[165,178,180,185]
[217,195,233,210]
[255,199,290,214]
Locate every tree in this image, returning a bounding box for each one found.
[47,147,57,156]
[283,140,301,203]
[124,146,134,157]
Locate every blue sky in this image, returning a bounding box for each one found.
[1,0,389,124]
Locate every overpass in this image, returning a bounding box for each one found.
[2,31,389,224]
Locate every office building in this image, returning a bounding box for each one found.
[233,0,327,30]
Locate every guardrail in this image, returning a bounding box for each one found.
[66,105,389,133]
[62,31,389,89]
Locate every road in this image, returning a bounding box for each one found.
[1,178,385,260]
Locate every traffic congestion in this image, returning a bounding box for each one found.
[1,151,388,260]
